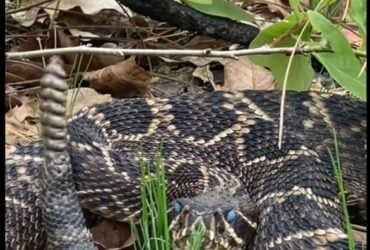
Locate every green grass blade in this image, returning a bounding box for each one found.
[327,128,355,250]
[190,224,206,250]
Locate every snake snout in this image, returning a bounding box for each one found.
[169,188,257,250]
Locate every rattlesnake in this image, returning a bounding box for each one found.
[6,57,366,249]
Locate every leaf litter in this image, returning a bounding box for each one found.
[6,0,366,248]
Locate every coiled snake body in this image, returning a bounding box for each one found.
[6,59,366,249]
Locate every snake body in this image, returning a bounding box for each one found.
[39,57,96,249]
[6,60,366,249]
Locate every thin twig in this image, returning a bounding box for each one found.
[278,0,334,149]
[352,224,367,233]
[341,0,351,21]
[358,60,366,77]
[6,45,367,60]
[277,25,312,149]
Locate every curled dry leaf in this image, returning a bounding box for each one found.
[11,0,124,27]
[90,219,134,250]
[84,57,152,98]
[192,65,216,89]
[217,56,275,91]
[189,57,233,89]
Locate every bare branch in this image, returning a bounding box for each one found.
[6,46,366,60]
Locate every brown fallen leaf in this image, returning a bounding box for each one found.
[90,219,134,250]
[8,36,41,53]
[91,43,127,69]
[217,56,275,91]
[84,57,152,98]
[6,60,44,84]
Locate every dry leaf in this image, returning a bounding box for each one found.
[90,219,134,250]
[11,0,125,27]
[5,116,40,145]
[54,28,94,70]
[341,27,362,47]
[151,66,198,97]
[182,56,232,67]
[84,57,151,98]
[91,43,126,69]
[8,37,41,53]
[5,87,113,149]
[6,60,44,83]
[67,88,113,115]
[184,35,228,49]
[5,93,23,112]
[218,56,275,91]
[6,98,41,146]
[192,66,216,88]
[44,0,125,16]
[56,8,121,38]
[7,100,39,122]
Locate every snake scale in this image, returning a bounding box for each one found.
[6,57,366,249]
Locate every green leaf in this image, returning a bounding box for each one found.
[310,0,336,15]
[250,13,314,91]
[289,0,300,13]
[313,53,366,100]
[349,0,366,37]
[182,0,254,22]
[255,38,314,91]
[186,0,212,3]
[307,11,366,101]
[310,0,336,9]
[250,13,305,45]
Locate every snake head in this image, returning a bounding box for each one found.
[169,187,258,250]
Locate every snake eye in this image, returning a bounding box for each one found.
[174,201,182,214]
[226,209,236,222]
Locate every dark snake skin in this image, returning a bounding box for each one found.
[6,59,366,249]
